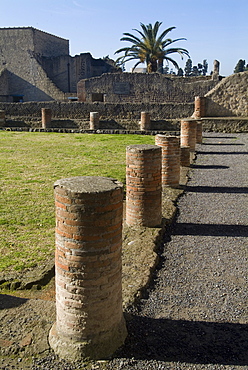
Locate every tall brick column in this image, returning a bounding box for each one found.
[180,119,197,152]
[126,144,162,227]
[196,121,203,144]
[90,112,100,129]
[140,112,151,130]
[155,135,180,188]
[49,176,127,361]
[193,96,206,118]
[0,110,5,127]
[41,108,52,128]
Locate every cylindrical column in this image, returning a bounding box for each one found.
[193,96,206,118]
[0,110,5,127]
[196,121,203,144]
[49,176,127,361]
[90,112,100,130]
[41,108,52,128]
[140,112,151,130]
[180,119,197,152]
[126,145,162,227]
[180,146,190,167]
[155,135,180,188]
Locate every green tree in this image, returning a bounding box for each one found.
[234,59,246,73]
[177,67,184,76]
[115,21,189,73]
[184,58,192,76]
[202,59,208,75]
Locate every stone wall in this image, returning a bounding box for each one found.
[0,28,66,101]
[0,69,9,101]
[0,101,193,121]
[205,71,248,117]
[77,73,218,103]
[0,27,120,101]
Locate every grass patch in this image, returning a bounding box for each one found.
[0,131,154,272]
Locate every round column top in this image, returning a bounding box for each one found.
[126,144,161,152]
[54,176,123,194]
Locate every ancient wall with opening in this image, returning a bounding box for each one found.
[77,73,218,104]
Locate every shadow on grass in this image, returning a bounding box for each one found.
[118,315,248,366]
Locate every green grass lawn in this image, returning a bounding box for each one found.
[0,131,154,272]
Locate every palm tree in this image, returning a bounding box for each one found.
[115,21,190,73]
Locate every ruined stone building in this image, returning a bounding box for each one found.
[0,27,119,102]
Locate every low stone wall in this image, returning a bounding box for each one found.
[0,101,194,121]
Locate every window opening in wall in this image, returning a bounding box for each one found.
[12,95,24,103]
[91,93,104,102]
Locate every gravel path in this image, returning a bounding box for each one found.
[106,133,248,369]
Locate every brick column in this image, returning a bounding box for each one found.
[180,119,197,152]
[180,146,190,167]
[193,96,206,118]
[155,135,180,188]
[196,121,203,144]
[49,176,127,361]
[140,112,151,130]
[0,110,5,127]
[126,145,162,227]
[41,108,52,128]
[90,112,100,130]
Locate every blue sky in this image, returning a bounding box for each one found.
[1,0,247,76]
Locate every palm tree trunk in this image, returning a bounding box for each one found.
[147,59,158,73]
[158,59,164,73]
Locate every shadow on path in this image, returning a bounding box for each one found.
[201,143,244,146]
[203,136,237,139]
[191,164,229,169]
[197,151,248,155]
[185,185,248,194]
[172,222,248,237]
[118,315,248,366]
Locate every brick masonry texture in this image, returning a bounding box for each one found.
[180,119,197,151]
[49,176,127,361]
[155,135,180,188]
[126,145,162,227]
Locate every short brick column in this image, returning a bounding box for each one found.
[90,112,100,129]
[180,119,197,152]
[0,110,5,127]
[41,108,52,128]
[180,146,190,167]
[126,145,162,227]
[155,135,180,188]
[49,176,127,361]
[193,96,206,118]
[140,112,151,130]
[196,121,203,144]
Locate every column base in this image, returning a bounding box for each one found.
[49,317,127,361]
